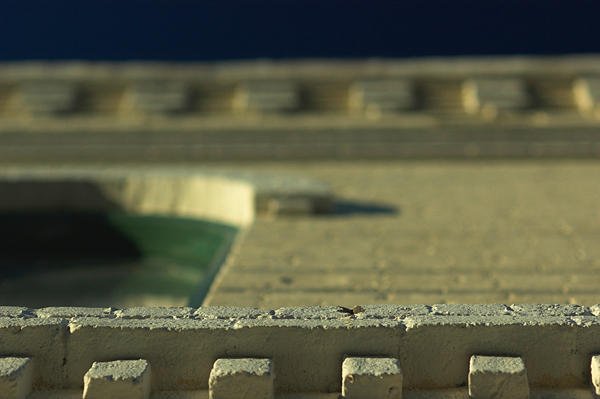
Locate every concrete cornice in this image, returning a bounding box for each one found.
[1,56,599,160]
[1,304,599,396]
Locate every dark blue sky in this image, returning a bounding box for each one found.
[1,1,598,61]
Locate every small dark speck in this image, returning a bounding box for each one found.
[279,276,293,285]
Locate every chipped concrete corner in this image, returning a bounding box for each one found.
[1,304,599,397]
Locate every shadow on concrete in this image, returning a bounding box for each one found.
[0,211,142,278]
[0,210,237,308]
[0,181,122,212]
[330,200,399,216]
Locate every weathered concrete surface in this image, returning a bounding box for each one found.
[468,356,529,399]
[83,359,151,399]
[0,357,33,399]
[65,315,402,393]
[0,318,67,388]
[0,306,599,395]
[342,357,402,399]
[205,159,600,308]
[209,358,274,399]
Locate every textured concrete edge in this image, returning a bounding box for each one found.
[1,304,599,393]
[1,55,599,79]
[2,302,598,319]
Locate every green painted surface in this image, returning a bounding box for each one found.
[0,211,237,308]
[106,212,237,301]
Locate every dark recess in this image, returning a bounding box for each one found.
[0,211,142,278]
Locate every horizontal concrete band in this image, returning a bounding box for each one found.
[2,56,598,79]
[1,128,598,161]
[3,127,599,144]
[1,58,599,159]
[1,304,599,394]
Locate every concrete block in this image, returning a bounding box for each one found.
[233,81,298,112]
[0,357,33,399]
[592,355,600,396]
[209,358,274,399]
[83,359,151,399]
[0,317,67,388]
[348,79,415,114]
[469,356,529,399]
[342,357,402,399]
[18,82,78,113]
[129,81,189,113]
[462,78,529,115]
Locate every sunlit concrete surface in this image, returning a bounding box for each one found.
[1,56,599,398]
[1,304,599,398]
[205,159,600,307]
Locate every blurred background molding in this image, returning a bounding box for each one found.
[0,56,599,161]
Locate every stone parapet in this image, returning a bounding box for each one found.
[0,305,599,397]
